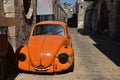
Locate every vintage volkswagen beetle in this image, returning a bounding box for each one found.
[17,21,74,73]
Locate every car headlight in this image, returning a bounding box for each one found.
[18,53,26,62]
[58,53,69,64]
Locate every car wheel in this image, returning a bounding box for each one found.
[68,61,74,72]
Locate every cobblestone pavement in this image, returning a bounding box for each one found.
[13,28,120,80]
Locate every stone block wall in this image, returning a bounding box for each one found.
[91,0,118,39]
[3,0,37,51]
[3,0,16,51]
[82,0,120,39]
[77,1,90,28]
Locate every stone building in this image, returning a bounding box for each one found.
[3,0,37,51]
[61,3,74,18]
[84,0,120,40]
[76,0,90,28]
[84,2,94,30]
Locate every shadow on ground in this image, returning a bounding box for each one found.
[78,28,120,66]
[5,42,19,80]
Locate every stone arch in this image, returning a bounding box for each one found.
[98,0,109,35]
[22,0,33,19]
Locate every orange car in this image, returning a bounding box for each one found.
[17,21,74,73]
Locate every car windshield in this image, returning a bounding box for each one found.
[33,24,64,36]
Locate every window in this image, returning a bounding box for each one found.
[33,24,64,36]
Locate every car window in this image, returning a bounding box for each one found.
[33,24,64,36]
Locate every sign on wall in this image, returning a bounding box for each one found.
[0,17,20,26]
[37,0,53,15]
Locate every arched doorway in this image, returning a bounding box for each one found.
[98,1,109,35]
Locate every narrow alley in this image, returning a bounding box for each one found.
[0,0,120,80]
[13,27,120,80]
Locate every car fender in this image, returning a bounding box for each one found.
[17,45,30,71]
[54,46,74,72]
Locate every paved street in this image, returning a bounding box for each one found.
[11,28,120,80]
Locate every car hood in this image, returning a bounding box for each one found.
[28,35,67,68]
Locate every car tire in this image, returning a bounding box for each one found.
[68,61,74,72]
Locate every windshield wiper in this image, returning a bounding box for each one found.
[53,31,63,35]
[42,31,51,34]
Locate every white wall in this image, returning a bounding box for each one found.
[37,0,53,15]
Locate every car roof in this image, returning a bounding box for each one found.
[31,21,68,36]
[35,21,67,28]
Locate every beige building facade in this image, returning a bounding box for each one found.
[76,0,90,28]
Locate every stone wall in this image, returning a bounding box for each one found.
[15,0,36,50]
[0,0,4,16]
[84,0,119,39]
[91,0,118,39]
[77,1,90,28]
[4,0,16,51]
[3,0,36,51]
